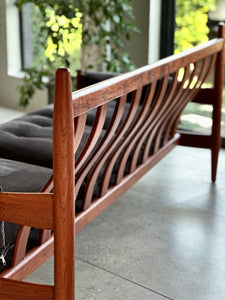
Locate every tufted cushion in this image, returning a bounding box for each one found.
[0,105,53,168]
[0,121,52,138]
[0,100,134,169]
[18,114,53,127]
[0,130,52,168]
[0,158,52,193]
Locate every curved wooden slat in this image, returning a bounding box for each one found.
[41,175,53,193]
[39,175,54,245]
[11,226,31,267]
[142,64,192,160]
[39,230,52,245]
[75,95,127,204]
[152,61,201,153]
[159,56,212,149]
[75,134,180,234]
[74,113,87,154]
[80,95,128,209]
[1,235,54,280]
[115,77,169,184]
[171,53,217,137]
[100,87,144,195]
[39,113,87,247]
[114,81,161,185]
[75,106,108,173]
[150,61,200,155]
[0,193,53,229]
[130,71,179,172]
[127,75,172,172]
[0,278,53,300]
[72,39,224,117]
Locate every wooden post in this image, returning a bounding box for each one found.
[53,68,75,299]
[211,23,225,182]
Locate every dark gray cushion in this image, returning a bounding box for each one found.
[0,122,96,169]
[0,158,52,192]
[0,106,53,168]
[0,130,52,168]
[0,120,52,138]
[18,114,53,127]
[78,71,119,89]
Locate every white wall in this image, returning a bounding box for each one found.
[148,0,162,63]
[0,0,48,111]
[124,0,162,67]
[123,0,150,68]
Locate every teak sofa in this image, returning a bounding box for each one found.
[0,23,224,299]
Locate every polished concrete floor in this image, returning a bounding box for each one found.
[1,107,225,299]
[26,145,225,300]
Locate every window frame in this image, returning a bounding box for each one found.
[160,0,176,59]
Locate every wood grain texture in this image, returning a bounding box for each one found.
[72,39,224,117]
[0,193,53,229]
[11,226,31,267]
[53,68,75,300]
[211,23,225,182]
[1,235,54,280]
[0,278,53,300]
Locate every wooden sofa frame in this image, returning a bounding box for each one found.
[0,23,224,299]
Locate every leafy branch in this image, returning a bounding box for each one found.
[16,0,139,106]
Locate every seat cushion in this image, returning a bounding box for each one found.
[0,130,52,168]
[0,105,53,168]
[0,158,52,193]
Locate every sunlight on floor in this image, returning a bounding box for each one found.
[181,114,212,129]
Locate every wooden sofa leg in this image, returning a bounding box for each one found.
[211,105,221,183]
[211,95,221,183]
[211,146,220,182]
[211,23,225,182]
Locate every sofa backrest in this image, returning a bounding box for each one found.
[52,22,225,299]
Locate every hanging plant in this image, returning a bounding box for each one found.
[15,0,139,107]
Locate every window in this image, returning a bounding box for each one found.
[6,0,23,76]
[19,3,82,73]
[174,0,223,136]
[161,0,225,140]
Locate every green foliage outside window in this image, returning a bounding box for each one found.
[31,5,82,72]
[175,0,216,54]
[15,0,139,107]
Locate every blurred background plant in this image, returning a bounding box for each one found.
[175,0,216,54]
[16,0,139,106]
[174,0,224,134]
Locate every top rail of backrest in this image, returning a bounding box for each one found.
[72,35,225,117]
